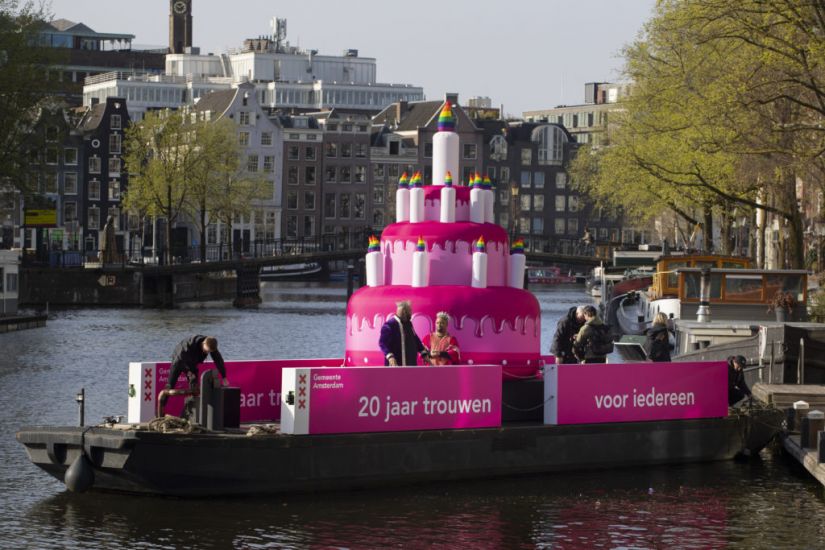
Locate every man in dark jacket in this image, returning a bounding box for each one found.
[550,306,586,364]
[573,305,612,363]
[162,335,227,417]
[728,355,752,405]
[379,301,429,366]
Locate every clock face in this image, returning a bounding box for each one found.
[173,1,187,14]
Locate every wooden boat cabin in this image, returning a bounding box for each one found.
[650,255,752,299]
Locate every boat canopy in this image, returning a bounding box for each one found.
[651,255,751,299]
[673,268,807,305]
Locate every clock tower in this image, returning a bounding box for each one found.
[169,0,192,54]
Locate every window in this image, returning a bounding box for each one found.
[520,172,531,188]
[388,164,399,178]
[6,273,17,293]
[327,123,338,131]
[534,195,544,211]
[340,193,351,218]
[64,148,78,165]
[304,191,316,210]
[554,219,565,234]
[341,143,352,158]
[555,196,566,212]
[307,134,317,141]
[520,217,530,234]
[109,181,121,200]
[109,134,121,154]
[533,125,566,165]
[288,145,299,160]
[239,132,250,146]
[286,215,297,238]
[263,155,274,173]
[64,172,77,194]
[521,195,531,212]
[289,133,299,139]
[44,173,58,194]
[501,167,510,185]
[568,218,578,234]
[355,143,367,158]
[424,142,433,158]
[354,166,366,183]
[373,164,385,180]
[568,196,579,212]
[288,166,299,184]
[343,123,353,132]
[373,209,384,227]
[108,157,121,174]
[260,132,272,146]
[599,227,609,240]
[305,166,316,184]
[45,147,58,165]
[45,126,58,142]
[521,148,532,165]
[88,180,100,200]
[499,190,509,206]
[555,172,566,189]
[109,207,121,230]
[110,114,121,129]
[247,154,259,173]
[325,143,338,157]
[287,191,298,210]
[372,187,384,205]
[325,193,336,219]
[489,135,507,161]
[389,140,400,155]
[499,212,509,228]
[463,143,477,159]
[354,193,366,219]
[305,146,316,160]
[340,166,352,183]
[88,206,100,230]
[304,215,315,237]
[533,217,544,234]
[534,172,545,189]
[325,166,336,183]
[239,112,250,125]
[357,124,368,132]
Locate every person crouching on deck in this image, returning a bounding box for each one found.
[379,301,430,366]
[423,311,461,366]
[161,335,228,418]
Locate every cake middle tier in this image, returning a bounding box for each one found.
[381,221,509,286]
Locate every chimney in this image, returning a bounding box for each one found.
[445,92,459,106]
[395,100,407,125]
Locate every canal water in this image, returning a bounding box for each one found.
[1,284,824,549]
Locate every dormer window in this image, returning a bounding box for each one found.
[489,135,507,161]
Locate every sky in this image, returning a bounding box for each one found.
[46,0,656,116]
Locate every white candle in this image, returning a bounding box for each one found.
[483,177,495,223]
[412,237,428,287]
[508,251,526,289]
[366,246,383,287]
[472,237,488,288]
[432,131,459,186]
[440,171,455,223]
[395,188,409,222]
[470,187,484,224]
[410,187,425,223]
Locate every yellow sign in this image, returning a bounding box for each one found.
[24,209,57,228]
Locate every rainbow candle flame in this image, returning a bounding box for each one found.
[475,236,486,253]
[416,236,426,252]
[483,175,492,189]
[444,171,453,186]
[398,172,409,188]
[412,171,423,187]
[437,102,455,132]
[511,238,525,254]
[473,174,484,188]
[367,235,380,252]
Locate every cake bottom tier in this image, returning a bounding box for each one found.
[345,285,542,379]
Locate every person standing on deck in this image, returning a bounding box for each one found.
[644,312,674,362]
[573,305,613,363]
[728,355,752,405]
[423,311,461,365]
[161,335,228,418]
[550,306,586,364]
[379,301,430,366]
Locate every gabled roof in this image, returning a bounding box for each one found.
[49,19,78,32]
[373,100,442,131]
[78,103,107,131]
[193,89,238,118]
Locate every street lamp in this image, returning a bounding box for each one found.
[509,181,520,244]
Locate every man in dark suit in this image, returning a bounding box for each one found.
[161,335,227,417]
[379,301,429,366]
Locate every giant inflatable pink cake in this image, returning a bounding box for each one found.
[344,102,541,378]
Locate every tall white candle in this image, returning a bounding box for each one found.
[440,171,456,223]
[432,102,459,186]
[395,172,410,222]
[471,237,488,288]
[365,236,383,287]
[412,236,428,287]
[508,249,526,289]
[470,186,484,224]
[483,176,495,223]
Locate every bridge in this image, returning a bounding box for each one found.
[22,232,608,308]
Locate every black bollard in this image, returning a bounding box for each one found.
[346,263,355,299]
[76,388,85,427]
[64,453,94,492]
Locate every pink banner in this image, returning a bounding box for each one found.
[288,365,502,434]
[156,358,341,422]
[548,361,728,424]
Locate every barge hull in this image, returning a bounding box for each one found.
[17,414,779,497]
